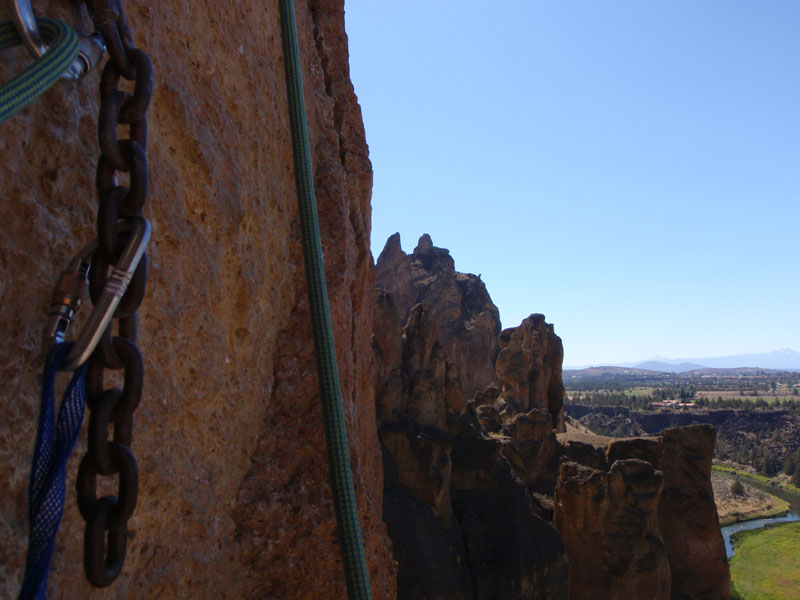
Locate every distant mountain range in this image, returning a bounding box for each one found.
[566,349,800,372]
[634,361,708,373]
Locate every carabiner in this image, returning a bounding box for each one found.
[44,239,96,351]
[10,0,106,79]
[44,218,151,371]
[10,0,45,57]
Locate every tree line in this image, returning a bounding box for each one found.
[567,389,800,411]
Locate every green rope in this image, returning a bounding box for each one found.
[278,2,372,599]
[0,18,79,124]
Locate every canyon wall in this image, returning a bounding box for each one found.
[376,234,501,399]
[373,235,571,598]
[374,235,730,599]
[556,429,730,600]
[373,292,569,600]
[0,1,734,596]
[0,1,394,598]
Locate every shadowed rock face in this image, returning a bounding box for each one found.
[554,459,671,600]
[373,297,465,428]
[376,234,501,399]
[374,235,729,599]
[374,287,568,598]
[381,423,454,526]
[658,425,731,600]
[555,428,731,600]
[380,417,569,600]
[450,431,569,600]
[383,483,474,600]
[495,314,566,432]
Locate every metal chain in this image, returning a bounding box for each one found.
[75,0,153,587]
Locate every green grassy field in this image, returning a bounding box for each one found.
[730,521,800,600]
[712,464,800,495]
[695,390,794,403]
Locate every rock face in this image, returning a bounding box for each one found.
[374,285,568,598]
[374,234,730,600]
[380,418,569,600]
[502,408,561,494]
[450,431,569,600]
[495,314,566,432]
[658,425,731,600]
[0,2,394,599]
[373,295,465,428]
[554,459,671,600]
[376,234,501,399]
[554,430,730,600]
[482,314,568,495]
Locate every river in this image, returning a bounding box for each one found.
[718,475,800,559]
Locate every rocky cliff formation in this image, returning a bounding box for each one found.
[495,314,566,432]
[555,428,731,600]
[554,458,670,600]
[374,234,730,599]
[373,293,464,429]
[1,2,393,598]
[376,234,501,399]
[372,237,568,598]
[374,296,568,599]
[658,426,731,600]
[567,404,800,473]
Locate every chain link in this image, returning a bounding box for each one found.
[78,0,153,587]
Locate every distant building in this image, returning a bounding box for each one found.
[651,400,697,409]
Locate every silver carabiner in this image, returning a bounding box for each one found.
[44,218,151,371]
[10,0,45,57]
[10,0,106,80]
[44,239,96,351]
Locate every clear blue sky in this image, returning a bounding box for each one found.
[344,1,800,367]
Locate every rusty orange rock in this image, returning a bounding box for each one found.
[553,458,671,600]
[376,234,501,399]
[496,314,566,432]
[658,425,731,600]
[0,1,394,598]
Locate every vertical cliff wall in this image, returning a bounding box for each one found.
[374,233,730,599]
[0,1,394,598]
[495,315,566,433]
[373,297,569,600]
[375,234,501,399]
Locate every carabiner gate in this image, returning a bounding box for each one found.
[44,218,151,371]
[10,0,45,57]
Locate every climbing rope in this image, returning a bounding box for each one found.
[0,18,78,124]
[18,344,88,600]
[278,2,372,599]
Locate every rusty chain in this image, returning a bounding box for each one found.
[74,0,153,587]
